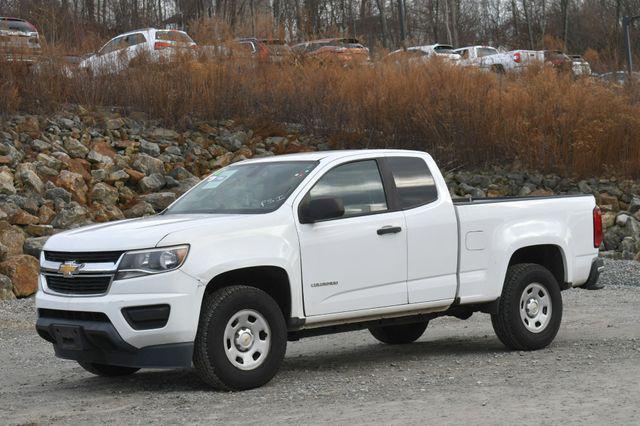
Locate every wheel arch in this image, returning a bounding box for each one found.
[508,244,567,287]
[203,265,292,321]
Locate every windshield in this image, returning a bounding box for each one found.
[165,161,318,215]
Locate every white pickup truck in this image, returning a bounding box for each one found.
[35,150,603,390]
[454,45,544,73]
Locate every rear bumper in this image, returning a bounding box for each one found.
[36,316,193,368]
[579,258,605,290]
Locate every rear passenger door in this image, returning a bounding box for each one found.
[384,156,459,304]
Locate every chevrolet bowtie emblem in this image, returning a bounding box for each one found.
[58,261,84,277]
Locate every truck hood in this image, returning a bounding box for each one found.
[43,214,243,252]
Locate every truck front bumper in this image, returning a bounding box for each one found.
[35,269,205,368]
[36,316,193,368]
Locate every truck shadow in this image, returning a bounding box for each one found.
[281,336,506,373]
[54,336,508,393]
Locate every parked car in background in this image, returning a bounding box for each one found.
[237,38,292,61]
[505,49,544,71]
[292,38,370,65]
[569,55,592,76]
[79,28,196,75]
[542,50,573,72]
[598,71,640,86]
[0,17,41,64]
[453,45,513,73]
[386,44,460,65]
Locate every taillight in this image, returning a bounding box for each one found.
[593,207,603,249]
[513,52,521,63]
[154,41,172,50]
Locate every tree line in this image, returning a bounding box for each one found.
[1,0,639,68]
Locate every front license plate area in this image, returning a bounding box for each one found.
[52,325,83,350]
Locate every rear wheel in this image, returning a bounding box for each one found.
[491,64,506,74]
[368,321,429,345]
[193,285,287,391]
[77,362,139,377]
[491,263,563,350]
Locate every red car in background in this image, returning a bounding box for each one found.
[231,38,292,62]
[292,38,370,65]
[0,17,42,64]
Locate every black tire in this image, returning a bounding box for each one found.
[491,263,563,351]
[77,362,139,377]
[193,285,287,391]
[491,64,505,74]
[368,321,429,345]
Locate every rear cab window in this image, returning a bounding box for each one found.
[386,157,438,209]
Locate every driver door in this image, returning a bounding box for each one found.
[296,159,408,317]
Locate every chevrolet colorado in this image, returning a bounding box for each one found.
[35,150,604,390]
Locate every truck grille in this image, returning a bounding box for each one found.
[45,274,112,295]
[44,251,124,263]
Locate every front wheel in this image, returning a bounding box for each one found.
[77,362,139,377]
[193,285,287,391]
[491,263,563,350]
[369,321,429,344]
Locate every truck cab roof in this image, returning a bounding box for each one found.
[240,149,430,164]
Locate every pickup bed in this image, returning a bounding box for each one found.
[35,149,603,390]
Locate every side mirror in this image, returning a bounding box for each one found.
[299,197,345,224]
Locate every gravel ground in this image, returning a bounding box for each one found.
[1,259,639,425]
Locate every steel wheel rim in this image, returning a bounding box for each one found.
[519,282,552,333]
[223,309,271,371]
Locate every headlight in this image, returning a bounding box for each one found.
[115,245,189,280]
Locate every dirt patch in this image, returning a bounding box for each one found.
[1,285,639,424]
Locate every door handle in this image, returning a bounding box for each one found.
[377,226,402,235]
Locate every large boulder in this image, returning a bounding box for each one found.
[124,201,156,218]
[92,204,125,222]
[138,192,176,211]
[1,203,39,225]
[0,221,25,257]
[140,140,161,156]
[0,255,39,297]
[63,137,89,158]
[599,192,620,211]
[23,236,49,258]
[44,186,72,203]
[131,153,165,176]
[15,164,44,194]
[0,169,16,195]
[56,170,89,204]
[90,182,119,205]
[50,202,89,229]
[139,173,166,193]
[0,273,14,300]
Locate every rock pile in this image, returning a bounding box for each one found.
[0,108,638,299]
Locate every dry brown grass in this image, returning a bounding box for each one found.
[1,54,640,177]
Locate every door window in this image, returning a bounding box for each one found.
[386,157,438,209]
[126,33,147,47]
[306,160,388,219]
[99,36,128,55]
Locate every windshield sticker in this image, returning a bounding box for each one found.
[203,169,237,188]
